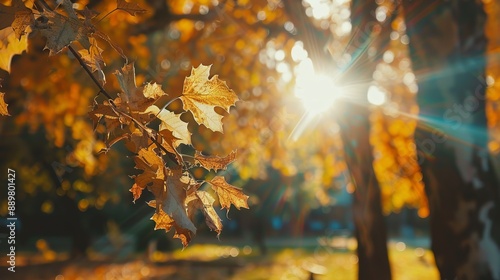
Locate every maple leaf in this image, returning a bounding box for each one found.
[116,0,147,16]
[157,109,191,147]
[187,191,223,236]
[132,145,166,201]
[180,64,238,132]
[164,168,197,234]
[156,128,183,164]
[36,0,93,55]
[0,28,28,73]
[194,150,237,171]
[0,92,10,116]
[78,37,106,84]
[209,176,249,211]
[0,0,33,39]
[147,199,194,247]
[115,63,167,111]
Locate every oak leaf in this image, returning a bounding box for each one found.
[209,176,249,211]
[0,92,10,116]
[180,64,238,132]
[116,0,147,16]
[194,150,237,171]
[187,191,223,236]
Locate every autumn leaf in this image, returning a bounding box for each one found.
[0,28,28,73]
[0,0,33,39]
[164,169,197,233]
[115,63,167,111]
[36,0,93,55]
[129,183,143,203]
[180,64,238,132]
[0,92,10,116]
[132,145,166,201]
[150,205,175,231]
[194,150,237,171]
[209,176,249,211]
[187,191,223,236]
[116,0,147,16]
[78,37,106,84]
[157,109,192,147]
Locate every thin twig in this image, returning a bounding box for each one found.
[68,46,111,99]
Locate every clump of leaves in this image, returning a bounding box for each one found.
[0,0,248,246]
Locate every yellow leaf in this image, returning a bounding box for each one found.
[0,28,28,73]
[0,92,10,116]
[180,64,238,132]
[209,176,249,211]
[157,109,192,146]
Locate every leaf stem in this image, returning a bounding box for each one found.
[97,8,118,23]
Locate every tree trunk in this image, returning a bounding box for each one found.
[280,1,392,278]
[337,0,392,278]
[403,0,500,278]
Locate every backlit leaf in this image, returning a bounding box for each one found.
[116,0,147,16]
[194,150,237,171]
[0,92,10,116]
[209,176,249,211]
[157,109,192,147]
[180,64,238,132]
[187,191,223,236]
[0,28,28,73]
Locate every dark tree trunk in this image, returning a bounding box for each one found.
[337,0,392,279]
[403,0,500,278]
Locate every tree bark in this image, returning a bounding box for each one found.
[403,0,500,278]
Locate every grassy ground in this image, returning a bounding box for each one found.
[1,241,438,279]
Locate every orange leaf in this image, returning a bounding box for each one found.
[116,0,147,16]
[129,183,143,203]
[0,92,10,116]
[209,176,249,211]
[194,150,237,171]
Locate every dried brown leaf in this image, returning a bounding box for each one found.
[187,191,223,236]
[37,0,93,55]
[116,0,147,16]
[194,150,237,171]
[115,63,167,111]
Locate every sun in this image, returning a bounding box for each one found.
[294,71,340,117]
